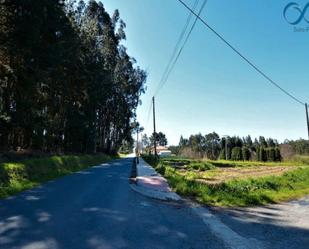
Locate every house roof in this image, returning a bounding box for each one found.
[151,146,168,151]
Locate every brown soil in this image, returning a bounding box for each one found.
[194,166,296,185]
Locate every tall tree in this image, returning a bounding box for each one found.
[150,132,168,147]
[0,0,146,154]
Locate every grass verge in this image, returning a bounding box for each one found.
[0,154,117,199]
[142,155,309,207]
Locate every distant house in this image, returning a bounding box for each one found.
[151,146,171,157]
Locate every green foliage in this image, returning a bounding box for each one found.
[286,139,309,155]
[266,147,276,162]
[0,1,146,153]
[162,164,309,207]
[150,132,168,147]
[142,154,160,168]
[118,139,134,154]
[242,146,251,161]
[231,147,242,161]
[0,154,116,198]
[188,162,215,171]
[177,133,281,162]
[292,155,309,164]
[157,165,166,175]
[259,147,267,162]
[168,145,181,155]
[275,147,282,161]
[218,149,226,160]
[145,156,309,206]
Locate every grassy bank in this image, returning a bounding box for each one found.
[142,155,309,207]
[0,154,117,199]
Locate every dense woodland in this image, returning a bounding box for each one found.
[0,0,146,154]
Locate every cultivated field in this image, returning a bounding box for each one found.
[143,155,309,207]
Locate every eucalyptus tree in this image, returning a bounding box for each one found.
[0,0,146,154]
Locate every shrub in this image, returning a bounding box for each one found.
[157,165,166,175]
[189,162,215,171]
[142,154,160,167]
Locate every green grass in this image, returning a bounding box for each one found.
[165,167,309,206]
[143,155,309,207]
[0,154,117,199]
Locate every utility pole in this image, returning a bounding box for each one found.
[223,135,228,160]
[152,96,157,157]
[136,127,139,164]
[306,103,309,141]
[225,140,228,160]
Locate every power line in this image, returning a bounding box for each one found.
[155,0,208,95]
[144,98,153,130]
[177,0,305,106]
[158,0,199,91]
[153,0,202,96]
[144,0,207,135]
[143,0,201,133]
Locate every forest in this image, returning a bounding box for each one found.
[165,133,309,162]
[0,0,146,154]
[171,133,282,161]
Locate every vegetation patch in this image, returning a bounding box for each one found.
[0,154,116,199]
[143,155,309,207]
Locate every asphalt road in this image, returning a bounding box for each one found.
[212,197,309,249]
[0,158,226,249]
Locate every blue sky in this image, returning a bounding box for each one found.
[102,0,309,145]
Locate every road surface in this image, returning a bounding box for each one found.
[0,158,226,249]
[212,196,309,249]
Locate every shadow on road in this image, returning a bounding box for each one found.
[211,200,309,249]
[0,158,224,249]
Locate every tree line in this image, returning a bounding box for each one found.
[280,139,309,159]
[0,0,146,154]
[143,132,168,146]
[169,133,282,162]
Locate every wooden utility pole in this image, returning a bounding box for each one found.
[222,135,228,160]
[152,96,157,157]
[225,140,228,161]
[305,103,309,142]
[136,127,139,163]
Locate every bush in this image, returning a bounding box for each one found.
[189,162,215,171]
[157,165,166,175]
[142,154,160,167]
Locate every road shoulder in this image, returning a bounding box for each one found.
[130,157,181,201]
